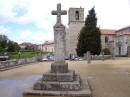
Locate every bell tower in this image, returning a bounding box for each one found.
[66,7,84,57]
[68,8,84,24]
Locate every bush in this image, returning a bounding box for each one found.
[102,48,111,55]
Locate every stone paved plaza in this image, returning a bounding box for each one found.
[0,58,130,97]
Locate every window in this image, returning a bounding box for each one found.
[129,28,130,32]
[105,36,108,43]
[75,11,79,20]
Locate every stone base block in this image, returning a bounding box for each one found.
[42,70,75,82]
[34,75,81,91]
[23,78,92,97]
[51,62,68,73]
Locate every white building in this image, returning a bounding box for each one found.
[38,41,54,53]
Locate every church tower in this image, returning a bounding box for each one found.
[66,7,84,57]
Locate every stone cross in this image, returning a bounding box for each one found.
[52,3,67,25]
[51,3,67,68]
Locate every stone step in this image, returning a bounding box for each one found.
[24,78,92,97]
[34,75,81,91]
[42,70,75,82]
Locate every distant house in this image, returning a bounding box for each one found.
[100,29,116,54]
[115,26,130,56]
[38,41,54,53]
[19,42,37,50]
[100,26,130,56]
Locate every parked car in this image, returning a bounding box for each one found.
[48,55,54,61]
[74,57,84,61]
[74,57,79,60]
[78,57,84,61]
[42,54,54,61]
[42,56,48,61]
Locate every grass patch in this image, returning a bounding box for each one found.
[10,52,35,59]
[9,51,52,60]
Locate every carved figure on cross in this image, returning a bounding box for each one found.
[52,3,67,25]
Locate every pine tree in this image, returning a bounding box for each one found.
[76,7,101,56]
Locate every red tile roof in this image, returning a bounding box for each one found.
[100,29,116,35]
[43,41,54,46]
[116,25,130,32]
[19,42,38,47]
[20,42,33,46]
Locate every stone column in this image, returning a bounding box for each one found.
[102,52,104,61]
[54,25,66,63]
[87,51,91,64]
[51,3,68,73]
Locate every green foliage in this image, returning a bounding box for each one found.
[25,45,34,51]
[102,48,111,55]
[7,41,20,52]
[76,7,101,56]
[0,47,6,53]
[0,35,20,53]
[42,51,53,55]
[9,51,52,60]
[10,51,35,59]
[0,35,8,53]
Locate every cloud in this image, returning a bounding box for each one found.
[20,29,54,44]
[0,0,129,29]
[0,26,12,34]
[0,0,28,22]
[0,0,130,44]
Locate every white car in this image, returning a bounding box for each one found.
[42,57,48,61]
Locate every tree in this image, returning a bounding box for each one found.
[76,7,101,56]
[0,35,20,53]
[7,41,20,52]
[0,35,8,53]
[13,42,20,51]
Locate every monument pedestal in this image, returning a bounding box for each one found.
[24,78,91,97]
[24,62,92,97]
[51,62,68,73]
[23,3,91,97]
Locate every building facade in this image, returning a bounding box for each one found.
[115,26,130,56]
[19,42,37,50]
[42,7,130,57]
[38,41,54,53]
[65,7,84,57]
[65,7,130,57]
[100,29,116,55]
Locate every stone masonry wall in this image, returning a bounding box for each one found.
[0,57,37,71]
[66,22,84,57]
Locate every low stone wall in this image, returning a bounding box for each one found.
[91,55,113,60]
[0,57,37,71]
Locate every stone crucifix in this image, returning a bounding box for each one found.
[52,3,67,25]
[51,3,67,73]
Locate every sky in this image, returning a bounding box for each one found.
[0,0,130,44]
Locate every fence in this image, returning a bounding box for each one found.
[0,57,37,71]
[91,55,113,60]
